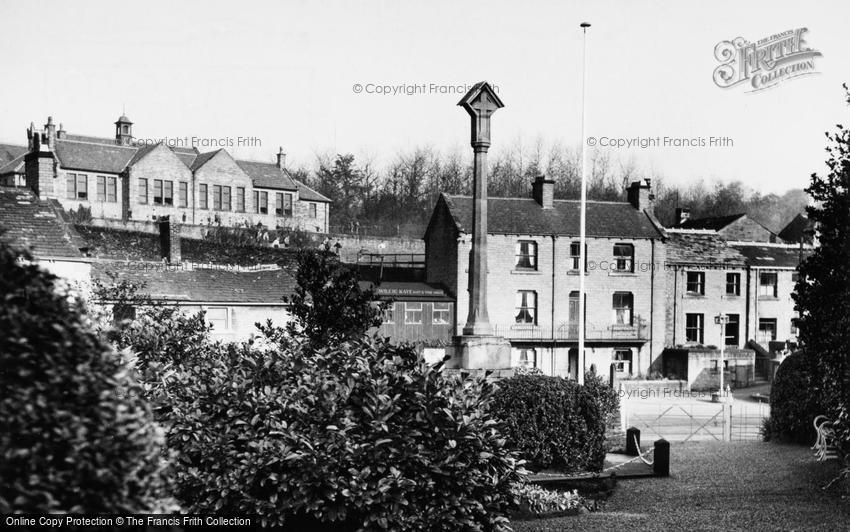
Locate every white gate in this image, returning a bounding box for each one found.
[621,399,768,442]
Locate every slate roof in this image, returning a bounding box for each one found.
[778,213,814,244]
[26,130,329,202]
[63,134,119,144]
[0,154,25,174]
[236,160,298,191]
[731,243,811,269]
[439,194,663,239]
[91,261,296,304]
[677,213,745,230]
[173,150,198,167]
[665,230,746,266]
[0,143,27,173]
[295,180,331,203]
[126,143,159,166]
[190,149,221,171]
[0,188,87,259]
[55,139,137,173]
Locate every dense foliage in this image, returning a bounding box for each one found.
[763,353,823,443]
[510,484,583,516]
[790,84,850,459]
[490,373,618,472]
[96,250,522,529]
[0,242,168,513]
[155,337,523,529]
[281,250,384,349]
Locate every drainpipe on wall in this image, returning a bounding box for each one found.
[672,266,678,344]
[649,238,655,373]
[551,235,557,376]
[744,267,752,342]
[191,171,197,225]
[752,267,759,344]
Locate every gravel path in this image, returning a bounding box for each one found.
[513,441,848,531]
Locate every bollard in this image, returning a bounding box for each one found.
[654,439,670,477]
[626,426,641,456]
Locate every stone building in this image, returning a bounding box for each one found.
[659,228,811,389]
[661,229,755,389]
[0,144,27,187]
[91,260,294,343]
[778,213,815,245]
[424,178,667,377]
[0,187,91,288]
[674,209,779,243]
[20,116,330,232]
[730,242,808,348]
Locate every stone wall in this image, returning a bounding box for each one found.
[192,150,254,227]
[126,143,195,223]
[665,265,749,349]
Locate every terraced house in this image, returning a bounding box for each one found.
[660,224,812,390]
[19,115,330,232]
[424,178,667,378]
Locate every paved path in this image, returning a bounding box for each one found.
[513,441,849,531]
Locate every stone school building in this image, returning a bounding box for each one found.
[20,115,330,232]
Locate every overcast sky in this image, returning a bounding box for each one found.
[2,0,848,193]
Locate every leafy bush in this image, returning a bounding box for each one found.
[156,337,523,529]
[106,251,521,529]
[510,484,583,515]
[0,241,169,513]
[67,204,92,224]
[283,250,384,348]
[763,352,824,444]
[491,374,618,472]
[91,275,211,372]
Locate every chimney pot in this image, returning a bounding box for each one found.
[277,147,286,170]
[44,116,57,149]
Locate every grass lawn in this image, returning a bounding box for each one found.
[512,441,848,531]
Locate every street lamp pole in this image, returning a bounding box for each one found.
[715,313,729,399]
[578,21,591,385]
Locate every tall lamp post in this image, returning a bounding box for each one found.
[715,313,729,398]
[578,21,591,385]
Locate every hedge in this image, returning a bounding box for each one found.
[491,373,618,472]
[763,352,824,444]
[154,337,524,529]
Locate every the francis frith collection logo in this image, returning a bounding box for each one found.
[713,28,822,92]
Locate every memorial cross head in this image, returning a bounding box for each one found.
[458,81,504,147]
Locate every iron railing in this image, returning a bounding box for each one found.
[356,252,426,269]
[491,321,647,342]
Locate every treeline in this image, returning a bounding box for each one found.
[289,143,807,237]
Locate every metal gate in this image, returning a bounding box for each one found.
[621,400,768,442]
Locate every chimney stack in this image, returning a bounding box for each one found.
[675,207,691,225]
[158,216,181,264]
[25,118,58,198]
[532,174,555,209]
[276,147,286,170]
[627,179,654,212]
